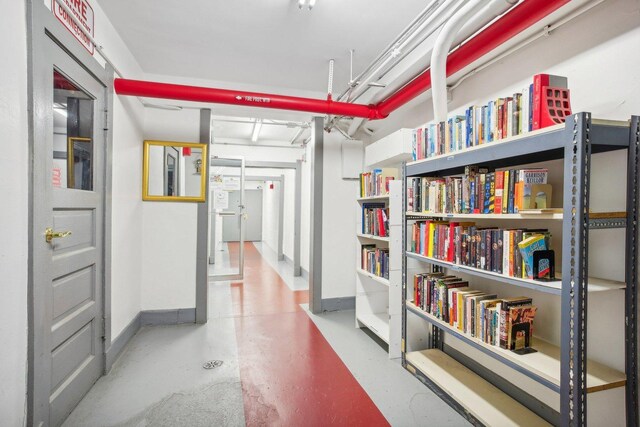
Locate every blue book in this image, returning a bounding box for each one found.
[528,84,534,131]
[470,180,476,212]
[465,107,472,148]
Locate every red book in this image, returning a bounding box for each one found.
[377,209,386,237]
[532,74,568,130]
[447,222,459,262]
[494,171,504,214]
[502,97,512,138]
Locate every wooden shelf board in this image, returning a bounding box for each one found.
[357,312,389,343]
[406,211,563,220]
[406,301,626,393]
[356,269,390,286]
[406,349,551,427]
[357,195,390,202]
[357,233,390,242]
[406,252,625,294]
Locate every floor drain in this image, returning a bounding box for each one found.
[203,360,223,370]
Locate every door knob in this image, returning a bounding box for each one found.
[45,227,72,243]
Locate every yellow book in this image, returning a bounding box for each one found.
[427,221,448,258]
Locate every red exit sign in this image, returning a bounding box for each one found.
[52,0,95,55]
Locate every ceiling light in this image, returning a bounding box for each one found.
[298,0,316,10]
[251,119,262,142]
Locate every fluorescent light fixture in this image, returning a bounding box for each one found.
[308,0,316,9]
[298,0,305,9]
[251,119,262,142]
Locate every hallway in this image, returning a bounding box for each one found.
[63,243,466,426]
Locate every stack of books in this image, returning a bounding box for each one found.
[413,272,537,351]
[411,74,569,161]
[407,167,551,214]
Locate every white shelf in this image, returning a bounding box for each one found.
[406,302,626,393]
[406,252,625,295]
[356,269,390,286]
[406,349,551,426]
[356,312,389,343]
[406,211,563,220]
[357,195,390,202]
[356,233,390,242]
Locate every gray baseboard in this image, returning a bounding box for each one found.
[140,308,196,326]
[283,253,309,279]
[105,312,141,372]
[105,308,196,372]
[321,297,355,312]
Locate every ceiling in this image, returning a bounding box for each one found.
[97,0,428,95]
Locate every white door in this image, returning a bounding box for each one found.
[31,36,106,426]
[209,156,246,280]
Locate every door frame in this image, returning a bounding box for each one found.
[210,175,285,264]
[27,1,114,424]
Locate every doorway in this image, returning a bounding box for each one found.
[28,4,113,426]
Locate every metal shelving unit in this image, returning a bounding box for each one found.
[400,113,640,426]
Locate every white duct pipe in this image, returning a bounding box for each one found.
[431,0,488,122]
[346,0,516,136]
[347,0,464,103]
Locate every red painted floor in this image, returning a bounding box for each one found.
[229,242,390,426]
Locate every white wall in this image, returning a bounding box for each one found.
[142,109,200,310]
[262,178,281,254]
[109,93,145,339]
[0,1,29,424]
[321,132,359,299]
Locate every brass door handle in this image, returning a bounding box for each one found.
[45,227,72,243]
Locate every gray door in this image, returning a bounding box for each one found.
[223,189,263,242]
[31,36,106,426]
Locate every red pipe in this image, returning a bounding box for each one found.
[114,0,569,121]
[114,79,383,120]
[377,0,570,117]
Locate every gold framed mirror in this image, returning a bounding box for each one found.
[142,140,208,202]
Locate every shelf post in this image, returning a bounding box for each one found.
[561,113,592,426]
[401,162,408,364]
[626,116,640,427]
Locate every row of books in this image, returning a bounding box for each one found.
[359,168,397,198]
[361,245,390,280]
[410,221,552,279]
[407,167,551,214]
[413,271,537,351]
[411,74,569,161]
[361,203,389,237]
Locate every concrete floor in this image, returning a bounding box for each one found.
[64,242,467,426]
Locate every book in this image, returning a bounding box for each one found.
[499,297,533,349]
[508,305,537,351]
[518,234,548,279]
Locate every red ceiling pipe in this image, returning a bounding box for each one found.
[114,79,384,120]
[114,0,568,121]
[376,0,570,117]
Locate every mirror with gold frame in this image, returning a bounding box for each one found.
[142,140,208,202]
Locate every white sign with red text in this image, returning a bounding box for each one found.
[52,0,95,55]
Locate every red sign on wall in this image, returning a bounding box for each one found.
[52,0,95,55]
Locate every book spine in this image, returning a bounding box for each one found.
[494,171,504,214]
